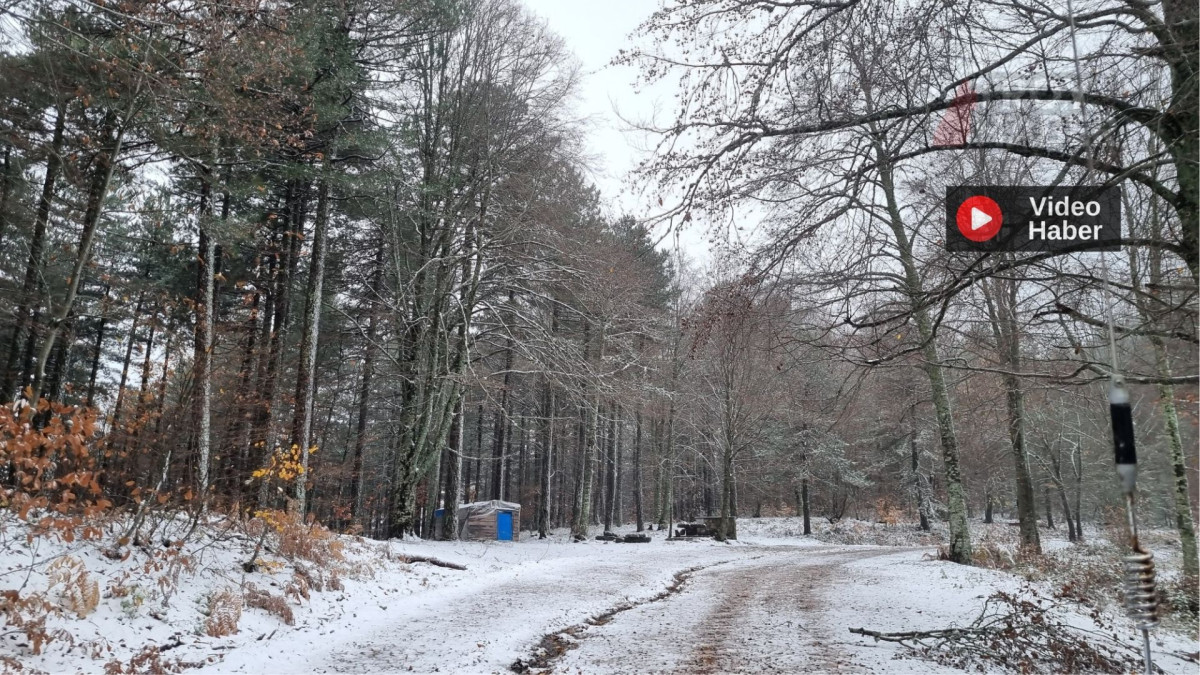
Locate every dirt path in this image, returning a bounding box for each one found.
[550,546,900,674]
[684,548,894,674]
[204,542,908,674]
[212,543,753,674]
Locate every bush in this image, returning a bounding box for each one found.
[0,402,111,542]
[255,507,344,566]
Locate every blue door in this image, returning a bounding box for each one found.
[497,511,513,541]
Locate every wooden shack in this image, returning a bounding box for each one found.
[455,500,521,541]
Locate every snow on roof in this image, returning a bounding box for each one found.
[458,500,520,511]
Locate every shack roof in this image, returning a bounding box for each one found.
[457,500,520,512]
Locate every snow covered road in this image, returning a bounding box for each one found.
[552,546,942,675]
[201,537,755,674]
[196,534,1197,674]
[202,540,954,674]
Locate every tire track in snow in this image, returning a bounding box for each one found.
[252,544,751,674]
[510,556,753,674]
[684,547,894,674]
[546,546,900,674]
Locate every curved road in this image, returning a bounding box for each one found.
[553,547,902,674]
[204,542,964,675]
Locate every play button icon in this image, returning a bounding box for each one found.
[956,195,1003,242]
[971,207,992,230]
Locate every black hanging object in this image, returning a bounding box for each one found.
[1110,397,1137,466]
[1109,379,1138,495]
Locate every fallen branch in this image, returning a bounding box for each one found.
[399,555,466,571]
[849,626,985,644]
[848,590,1157,674]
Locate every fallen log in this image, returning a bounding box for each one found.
[400,554,467,570]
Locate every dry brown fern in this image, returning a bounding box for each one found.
[203,588,242,637]
[244,584,294,625]
[0,588,72,656]
[285,572,310,603]
[47,556,99,618]
[293,564,323,592]
[103,645,186,675]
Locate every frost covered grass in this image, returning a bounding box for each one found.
[0,510,464,674]
[738,515,945,546]
[742,515,1200,658]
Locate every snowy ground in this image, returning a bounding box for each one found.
[3,515,1197,674]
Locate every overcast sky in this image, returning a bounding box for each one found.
[521,1,713,262]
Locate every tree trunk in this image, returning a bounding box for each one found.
[633,410,644,532]
[350,246,382,523]
[293,178,330,513]
[1163,0,1199,280]
[473,404,483,502]
[43,315,73,406]
[426,440,444,538]
[2,104,64,402]
[875,145,971,564]
[140,315,175,490]
[657,407,675,530]
[0,146,10,252]
[1151,341,1199,582]
[1134,199,1199,581]
[383,428,401,537]
[801,478,811,535]
[716,442,734,541]
[614,407,624,527]
[912,434,931,532]
[730,464,738,527]
[30,121,126,407]
[442,399,463,540]
[982,277,1040,553]
[538,381,554,538]
[243,225,277,488]
[226,289,260,505]
[572,322,600,540]
[84,286,111,409]
[110,294,144,432]
[194,189,217,509]
[126,314,157,479]
[489,409,504,500]
[572,406,595,539]
[604,403,617,533]
[491,309,515,500]
[255,183,305,509]
[1049,451,1077,541]
[1072,447,1083,542]
[1043,485,1055,529]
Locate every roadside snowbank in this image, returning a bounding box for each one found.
[2,516,742,674]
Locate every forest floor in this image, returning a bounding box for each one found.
[3,514,1198,674]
